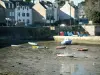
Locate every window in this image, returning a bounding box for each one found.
[9,3,10,8]
[18,19,21,22]
[23,19,25,22]
[25,6,26,9]
[9,12,12,16]
[12,4,14,8]
[26,13,29,17]
[27,7,28,10]
[23,7,24,10]
[27,19,30,23]
[16,2,19,6]
[22,13,25,16]
[12,12,14,16]
[18,12,20,16]
[10,12,14,16]
[18,7,20,10]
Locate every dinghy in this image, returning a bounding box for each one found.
[11,45,21,47]
[56,46,66,49]
[28,42,37,45]
[61,38,72,45]
[32,46,48,49]
[77,48,88,51]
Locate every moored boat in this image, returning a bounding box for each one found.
[77,48,88,51]
[56,46,66,49]
[61,38,72,45]
[28,42,38,45]
[32,46,48,49]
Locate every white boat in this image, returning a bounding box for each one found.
[61,38,72,45]
[11,45,21,47]
[28,42,38,45]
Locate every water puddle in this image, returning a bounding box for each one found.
[60,63,90,75]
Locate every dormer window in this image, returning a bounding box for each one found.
[27,7,28,10]
[9,3,10,8]
[23,6,24,10]
[12,4,14,8]
[18,7,20,10]
[16,2,19,7]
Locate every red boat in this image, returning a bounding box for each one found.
[78,48,88,51]
[56,46,66,49]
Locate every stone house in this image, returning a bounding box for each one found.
[0,0,6,26]
[3,0,15,26]
[13,1,33,26]
[32,1,59,26]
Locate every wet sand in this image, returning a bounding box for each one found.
[0,41,100,75]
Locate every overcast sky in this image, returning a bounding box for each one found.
[45,0,85,6]
[71,0,85,5]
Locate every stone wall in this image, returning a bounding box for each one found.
[0,27,53,45]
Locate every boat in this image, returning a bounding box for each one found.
[77,48,88,51]
[56,46,66,49]
[61,38,72,45]
[32,46,48,49]
[11,45,21,47]
[28,42,38,45]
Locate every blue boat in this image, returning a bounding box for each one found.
[61,39,72,45]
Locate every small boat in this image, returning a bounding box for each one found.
[56,46,66,49]
[32,46,48,49]
[28,42,37,45]
[11,45,21,47]
[61,38,72,45]
[77,48,88,51]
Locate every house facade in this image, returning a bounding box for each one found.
[0,0,6,26]
[78,2,88,24]
[14,2,33,26]
[46,2,59,24]
[32,1,59,26]
[3,0,15,26]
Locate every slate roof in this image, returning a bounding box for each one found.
[2,0,34,8]
[0,0,6,8]
[2,0,14,9]
[39,1,53,9]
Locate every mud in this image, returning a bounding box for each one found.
[0,41,100,75]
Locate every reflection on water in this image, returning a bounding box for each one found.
[72,64,90,75]
[60,63,90,75]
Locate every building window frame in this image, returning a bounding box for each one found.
[22,13,25,17]
[27,19,30,24]
[26,13,29,17]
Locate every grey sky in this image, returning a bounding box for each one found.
[46,0,85,5]
[71,0,85,5]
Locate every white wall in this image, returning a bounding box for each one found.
[59,1,75,20]
[15,6,32,26]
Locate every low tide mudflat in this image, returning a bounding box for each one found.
[0,41,100,75]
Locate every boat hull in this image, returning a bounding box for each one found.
[61,40,72,45]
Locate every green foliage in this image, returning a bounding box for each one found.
[91,11,100,23]
[25,0,31,2]
[85,0,100,24]
[55,0,69,7]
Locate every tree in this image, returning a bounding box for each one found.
[55,0,69,7]
[85,0,100,23]
[25,0,31,2]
